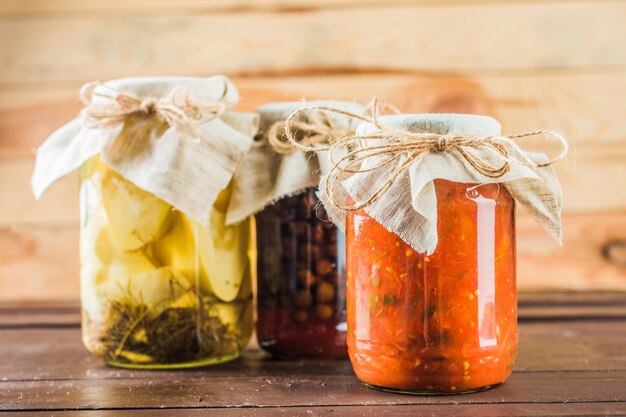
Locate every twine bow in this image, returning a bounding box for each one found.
[283,101,569,212]
[79,81,228,140]
[266,110,352,154]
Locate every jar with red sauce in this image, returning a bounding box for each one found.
[345,114,519,393]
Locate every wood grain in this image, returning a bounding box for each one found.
[0,0,603,16]
[1,320,624,382]
[517,212,626,291]
[2,370,625,411]
[0,158,79,226]
[519,290,626,306]
[0,224,79,301]
[1,2,624,85]
[2,72,626,157]
[8,403,626,417]
[1,298,624,415]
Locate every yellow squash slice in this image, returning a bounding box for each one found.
[101,167,171,251]
[195,210,251,303]
[152,212,197,285]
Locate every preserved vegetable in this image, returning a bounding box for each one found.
[80,157,254,368]
[256,189,347,358]
[346,179,517,393]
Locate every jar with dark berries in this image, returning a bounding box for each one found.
[256,188,347,358]
[236,101,363,358]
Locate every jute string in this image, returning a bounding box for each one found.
[266,111,352,154]
[265,98,399,154]
[79,81,228,140]
[283,100,569,212]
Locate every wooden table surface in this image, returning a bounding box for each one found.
[1,292,625,416]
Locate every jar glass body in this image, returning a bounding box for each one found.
[79,157,254,369]
[346,179,517,393]
[256,188,347,358]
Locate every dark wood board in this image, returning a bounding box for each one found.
[4,402,626,417]
[2,320,625,382]
[2,371,626,411]
[1,295,625,415]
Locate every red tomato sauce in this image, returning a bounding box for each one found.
[346,180,517,393]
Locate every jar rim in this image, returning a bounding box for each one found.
[357,113,501,137]
[90,75,239,104]
[255,100,366,130]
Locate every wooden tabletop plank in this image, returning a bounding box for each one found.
[0,314,79,328]
[6,402,626,417]
[0,301,81,327]
[1,300,624,414]
[2,370,625,411]
[1,320,625,382]
[0,300,79,311]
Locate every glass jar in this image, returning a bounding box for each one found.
[79,157,254,369]
[346,179,517,393]
[256,188,347,358]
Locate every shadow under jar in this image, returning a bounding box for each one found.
[256,188,347,358]
[346,179,517,393]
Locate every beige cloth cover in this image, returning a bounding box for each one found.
[31,76,259,225]
[226,100,365,224]
[319,114,563,255]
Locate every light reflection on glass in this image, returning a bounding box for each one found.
[467,185,497,348]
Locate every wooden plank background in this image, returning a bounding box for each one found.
[0,0,625,300]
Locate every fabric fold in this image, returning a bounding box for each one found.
[32,75,260,225]
[227,100,365,225]
[319,114,564,255]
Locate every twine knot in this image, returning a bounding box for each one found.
[79,81,228,141]
[281,102,569,212]
[138,97,157,114]
[434,135,450,152]
[266,111,352,154]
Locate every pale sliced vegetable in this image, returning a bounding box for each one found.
[106,252,159,289]
[152,212,198,285]
[80,205,157,318]
[80,204,156,278]
[169,291,200,309]
[195,211,251,303]
[80,205,116,267]
[109,266,192,309]
[117,350,153,364]
[237,264,253,300]
[213,186,232,213]
[80,205,189,311]
[213,268,251,327]
[101,167,171,250]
